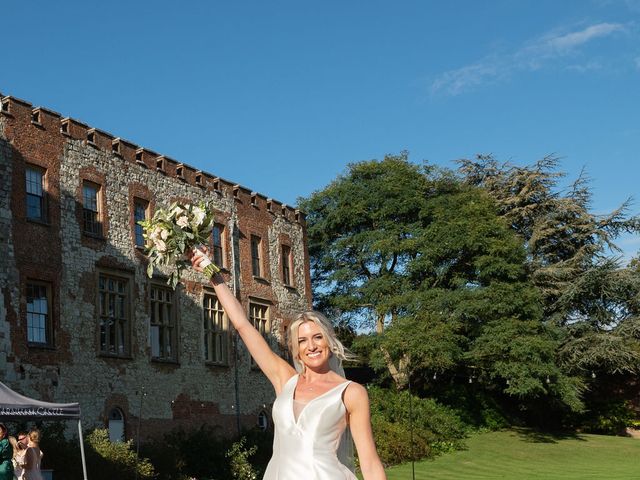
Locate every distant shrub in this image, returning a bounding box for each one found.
[140,425,272,480]
[580,400,636,435]
[86,429,155,480]
[367,387,467,466]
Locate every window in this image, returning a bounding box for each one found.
[150,284,176,361]
[212,223,225,267]
[108,408,125,442]
[203,293,228,364]
[249,301,269,366]
[26,165,46,222]
[133,199,148,248]
[98,273,130,356]
[250,235,262,277]
[281,245,292,286]
[257,411,269,431]
[26,282,52,345]
[83,181,102,236]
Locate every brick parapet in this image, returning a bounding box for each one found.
[0,94,301,221]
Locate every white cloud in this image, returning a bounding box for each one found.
[430,60,505,96]
[431,23,626,96]
[543,23,623,52]
[566,60,603,72]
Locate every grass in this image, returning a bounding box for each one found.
[384,429,640,479]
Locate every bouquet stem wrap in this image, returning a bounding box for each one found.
[193,246,221,278]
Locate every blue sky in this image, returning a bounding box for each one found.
[3,0,639,260]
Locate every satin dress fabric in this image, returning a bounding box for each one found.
[22,447,43,480]
[263,374,357,480]
[0,438,13,480]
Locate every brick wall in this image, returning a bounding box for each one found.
[0,94,311,441]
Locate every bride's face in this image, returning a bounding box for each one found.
[297,321,330,370]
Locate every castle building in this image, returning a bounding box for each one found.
[0,93,311,441]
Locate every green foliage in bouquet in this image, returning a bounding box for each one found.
[139,201,216,289]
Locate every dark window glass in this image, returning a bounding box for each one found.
[26,166,46,221]
[251,235,261,276]
[212,223,224,267]
[150,284,176,360]
[203,293,228,364]
[98,273,129,356]
[26,283,51,344]
[281,245,292,285]
[134,200,148,247]
[83,182,102,236]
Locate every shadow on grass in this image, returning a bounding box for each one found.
[510,427,588,444]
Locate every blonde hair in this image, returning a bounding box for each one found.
[8,436,21,456]
[288,311,355,375]
[28,429,41,445]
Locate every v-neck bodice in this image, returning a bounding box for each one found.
[263,375,356,480]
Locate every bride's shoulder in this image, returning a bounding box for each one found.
[343,381,369,407]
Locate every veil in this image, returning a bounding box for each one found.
[337,426,355,472]
[334,362,356,473]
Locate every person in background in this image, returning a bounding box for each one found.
[8,435,26,480]
[0,424,14,480]
[22,430,42,480]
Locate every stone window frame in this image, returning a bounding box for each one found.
[250,234,264,279]
[82,181,102,236]
[25,163,49,224]
[96,269,133,359]
[129,184,155,256]
[78,169,108,243]
[211,222,227,270]
[281,243,294,287]
[25,280,54,347]
[202,290,230,366]
[257,410,269,431]
[107,407,126,442]
[133,198,149,250]
[149,281,179,363]
[248,297,271,367]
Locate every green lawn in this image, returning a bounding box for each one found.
[384,429,640,479]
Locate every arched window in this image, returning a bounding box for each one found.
[108,408,125,442]
[257,410,269,431]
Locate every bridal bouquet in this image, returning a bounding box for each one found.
[139,201,220,288]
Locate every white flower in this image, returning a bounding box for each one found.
[192,207,206,227]
[149,227,162,241]
[155,239,167,252]
[176,215,189,228]
[160,228,169,240]
[171,206,184,217]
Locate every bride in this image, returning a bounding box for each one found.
[190,249,386,480]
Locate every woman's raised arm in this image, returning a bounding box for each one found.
[191,249,296,392]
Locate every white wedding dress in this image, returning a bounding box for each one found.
[263,374,357,480]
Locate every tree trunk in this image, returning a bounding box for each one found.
[376,313,385,334]
[381,348,409,390]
